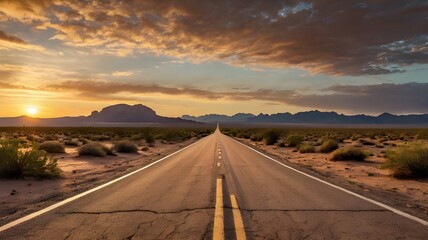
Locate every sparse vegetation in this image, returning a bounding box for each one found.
[39,141,66,153]
[384,143,428,179]
[141,146,149,151]
[299,143,316,153]
[331,147,367,161]
[286,135,303,147]
[0,140,61,178]
[359,139,376,145]
[319,139,339,153]
[264,130,280,145]
[114,140,138,153]
[78,142,115,157]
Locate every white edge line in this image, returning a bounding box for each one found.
[230,137,428,227]
[0,138,204,233]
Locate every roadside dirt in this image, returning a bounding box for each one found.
[237,138,428,218]
[0,139,196,226]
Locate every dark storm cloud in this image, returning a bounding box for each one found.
[47,80,428,113]
[1,0,427,75]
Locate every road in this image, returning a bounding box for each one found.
[0,128,427,239]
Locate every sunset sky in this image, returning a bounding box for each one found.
[0,0,427,118]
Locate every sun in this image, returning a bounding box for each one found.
[26,107,39,116]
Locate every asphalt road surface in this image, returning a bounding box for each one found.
[0,128,427,239]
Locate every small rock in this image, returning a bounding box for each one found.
[10,190,17,196]
[367,173,375,176]
[27,183,32,186]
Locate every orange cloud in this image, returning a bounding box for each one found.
[1,1,426,75]
[45,80,428,114]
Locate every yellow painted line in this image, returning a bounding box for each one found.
[213,178,224,240]
[230,195,247,240]
[217,162,221,167]
[218,156,222,159]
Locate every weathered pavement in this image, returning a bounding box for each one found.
[0,128,427,239]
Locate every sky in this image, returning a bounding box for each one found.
[0,0,427,118]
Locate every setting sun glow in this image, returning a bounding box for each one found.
[26,107,38,116]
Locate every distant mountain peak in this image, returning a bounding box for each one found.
[182,110,428,125]
[0,103,194,126]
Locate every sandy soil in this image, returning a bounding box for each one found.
[238,138,428,216]
[0,139,196,225]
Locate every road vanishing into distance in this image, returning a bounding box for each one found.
[0,127,427,239]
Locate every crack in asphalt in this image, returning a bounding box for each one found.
[224,207,389,212]
[58,207,215,216]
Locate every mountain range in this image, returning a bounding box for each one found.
[0,104,194,127]
[182,110,428,125]
[0,104,427,126]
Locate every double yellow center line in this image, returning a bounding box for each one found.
[213,177,247,240]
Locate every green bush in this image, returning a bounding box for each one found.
[286,135,303,147]
[331,147,367,161]
[319,139,339,153]
[78,142,115,157]
[384,143,428,179]
[264,130,280,145]
[39,141,65,153]
[299,143,316,153]
[114,140,138,153]
[0,140,61,179]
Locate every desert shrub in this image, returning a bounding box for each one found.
[90,135,111,141]
[319,139,339,153]
[299,143,316,153]
[250,133,261,142]
[384,143,428,179]
[0,140,61,178]
[359,139,375,146]
[141,146,149,151]
[39,141,65,153]
[114,140,138,153]
[78,142,115,157]
[145,133,155,144]
[264,130,280,145]
[277,141,286,147]
[286,135,303,147]
[64,139,80,146]
[331,147,367,161]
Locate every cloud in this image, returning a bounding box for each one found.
[112,71,134,77]
[45,80,428,114]
[0,30,26,44]
[0,30,48,52]
[1,0,426,75]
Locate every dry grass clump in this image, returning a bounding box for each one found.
[299,143,316,153]
[0,140,61,178]
[384,142,428,179]
[286,135,303,147]
[319,139,339,153]
[264,130,280,145]
[359,139,376,145]
[64,139,80,146]
[331,147,367,161]
[113,140,138,153]
[141,146,149,152]
[78,142,115,157]
[39,141,65,153]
